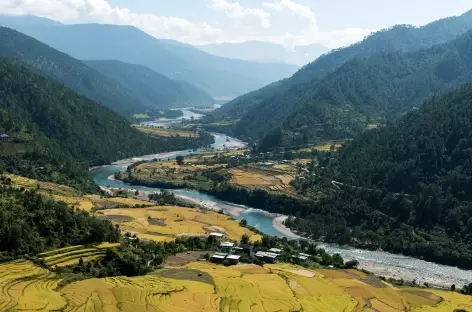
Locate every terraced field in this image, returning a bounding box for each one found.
[99,206,261,243]
[0,261,471,311]
[38,243,120,268]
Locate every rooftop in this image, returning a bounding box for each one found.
[210,232,225,237]
[226,255,241,260]
[220,242,235,248]
[269,248,282,253]
[255,251,279,259]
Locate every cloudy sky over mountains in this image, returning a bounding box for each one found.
[1,0,470,48]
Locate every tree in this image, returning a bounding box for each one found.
[239,219,248,227]
[241,234,249,245]
[176,155,185,165]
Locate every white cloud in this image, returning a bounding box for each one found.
[0,0,371,49]
[0,0,223,44]
[263,0,317,29]
[207,0,271,30]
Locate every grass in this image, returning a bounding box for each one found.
[0,261,471,311]
[98,206,260,243]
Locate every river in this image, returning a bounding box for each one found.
[91,132,472,288]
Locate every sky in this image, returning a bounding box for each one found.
[0,0,471,49]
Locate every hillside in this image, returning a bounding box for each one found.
[0,58,212,190]
[208,9,472,139]
[241,30,472,148]
[0,16,299,98]
[84,60,214,108]
[0,27,151,117]
[286,84,472,269]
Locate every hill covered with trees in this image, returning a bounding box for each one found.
[206,9,472,145]
[84,60,214,109]
[286,84,472,268]
[0,17,298,98]
[0,58,212,191]
[0,27,150,117]
[248,29,472,149]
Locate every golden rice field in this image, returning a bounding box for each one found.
[228,166,296,196]
[0,261,471,311]
[98,206,261,243]
[38,243,120,268]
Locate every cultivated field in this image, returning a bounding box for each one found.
[2,174,96,211]
[228,165,297,196]
[98,206,261,243]
[38,243,120,268]
[296,140,348,153]
[0,261,471,311]
[134,125,198,137]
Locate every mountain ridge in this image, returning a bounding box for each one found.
[207,9,472,146]
[0,16,299,98]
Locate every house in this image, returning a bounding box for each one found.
[219,241,234,252]
[210,252,227,263]
[210,232,225,238]
[255,251,279,263]
[226,254,241,265]
[268,248,282,254]
[234,244,253,256]
[0,134,10,141]
[292,253,310,264]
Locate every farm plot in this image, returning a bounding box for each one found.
[0,261,471,311]
[38,243,119,268]
[98,206,259,242]
[0,260,65,311]
[228,166,296,195]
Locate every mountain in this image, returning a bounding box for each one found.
[208,9,472,142]
[0,16,299,98]
[0,57,212,191]
[245,30,472,148]
[84,60,214,108]
[0,27,150,117]
[198,41,328,66]
[286,83,472,269]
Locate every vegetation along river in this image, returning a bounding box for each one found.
[91,132,472,287]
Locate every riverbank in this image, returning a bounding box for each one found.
[272,215,301,239]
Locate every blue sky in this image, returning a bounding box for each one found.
[1,0,471,48]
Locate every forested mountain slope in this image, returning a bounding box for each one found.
[0,27,150,117]
[237,27,472,149]
[252,30,472,147]
[85,60,214,108]
[287,84,472,268]
[0,17,298,98]
[207,9,472,132]
[0,58,207,190]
